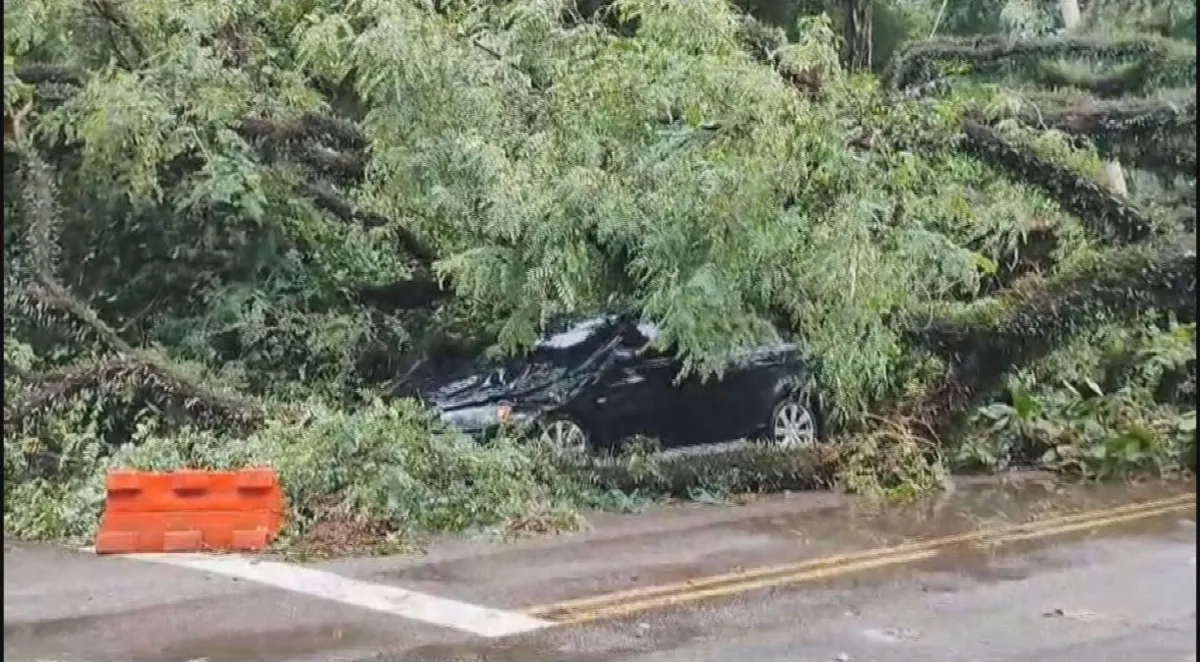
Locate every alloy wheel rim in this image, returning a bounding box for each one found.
[541,419,587,454]
[773,402,816,449]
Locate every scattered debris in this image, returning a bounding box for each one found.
[861,626,922,643]
[1042,607,1103,621]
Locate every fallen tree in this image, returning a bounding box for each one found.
[3,0,1195,547]
[883,33,1196,95]
[906,235,1196,439]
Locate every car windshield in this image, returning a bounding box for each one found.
[471,315,618,388]
[479,363,529,388]
[530,315,617,359]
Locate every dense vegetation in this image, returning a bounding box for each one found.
[4,0,1195,551]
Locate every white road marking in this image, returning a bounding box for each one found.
[124,552,552,638]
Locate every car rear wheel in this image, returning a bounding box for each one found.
[538,417,590,455]
[767,395,819,449]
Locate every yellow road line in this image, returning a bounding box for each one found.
[551,502,1194,625]
[984,503,1193,546]
[525,492,1194,620]
[543,500,1194,625]
[550,549,943,626]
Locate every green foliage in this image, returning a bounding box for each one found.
[832,421,950,502]
[4,397,593,546]
[4,401,110,541]
[5,0,1074,425]
[886,32,1197,94]
[2,0,1197,553]
[876,0,1196,473]
[578,437,835,496]
[958,320,1196,477]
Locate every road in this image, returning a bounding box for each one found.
[4,475,1196,662]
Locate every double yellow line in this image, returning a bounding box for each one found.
[524,492,1195,625]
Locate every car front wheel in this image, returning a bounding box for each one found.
[537,417,591,456]
[767,395,819,449]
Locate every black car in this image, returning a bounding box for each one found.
[413,314,821,454]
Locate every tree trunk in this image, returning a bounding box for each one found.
[1059,0,1130,196]
[843,0,874,71]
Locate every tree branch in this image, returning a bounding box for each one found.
[6,139,269,436]
[885,33,1196,93]
[4,354,267,436]
[959,119,1156,244]
[1018,98,1196,176]
[298,181,438,264]
[85,0,148,63]
[902,235,1196,440]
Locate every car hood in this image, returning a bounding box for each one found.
[420,363,592,411]
[421,372,493,408]
[420,335,623,412]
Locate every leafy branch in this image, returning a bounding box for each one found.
[903,235,1196,439]
[885,33,1195,93]
[958,119,1156,243]
[5,135,267,435]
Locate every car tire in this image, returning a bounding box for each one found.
[763,393,820,449]
[537,416,591,456]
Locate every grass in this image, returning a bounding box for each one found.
[2,393,917,556]
[3,379,1193,558]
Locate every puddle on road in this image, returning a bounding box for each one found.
[545,476,1198,597]
[723,476,1196,556]
[5,615,381,662]
[392,641,640,662]
[392,618,715,662]
[383,475,1195,605]
[374,479,1197,662]
[706,476,1196,597]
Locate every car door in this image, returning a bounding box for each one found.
[585,323,683,446]
[676,360,764,443]
[672,349,793,445]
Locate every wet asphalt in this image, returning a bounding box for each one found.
[4,474,1196,662]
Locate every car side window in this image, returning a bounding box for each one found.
[621,322,671,359]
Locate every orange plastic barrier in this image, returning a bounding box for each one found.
[94,468,285,554]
